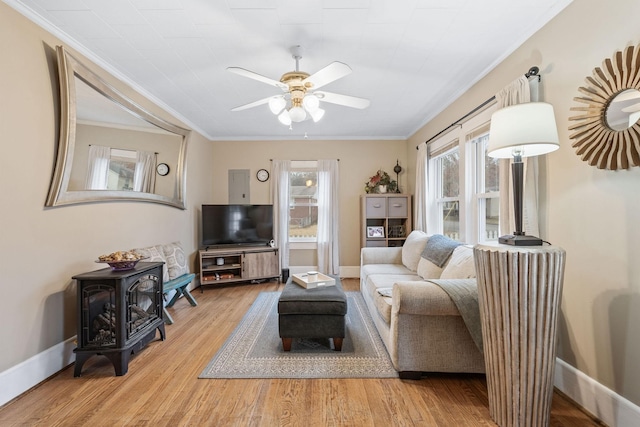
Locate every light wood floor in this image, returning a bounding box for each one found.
[0,278,603,427]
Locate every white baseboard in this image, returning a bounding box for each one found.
[0,337,76,407]
[554,358,640,426]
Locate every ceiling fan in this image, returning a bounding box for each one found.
[227,46,370,126]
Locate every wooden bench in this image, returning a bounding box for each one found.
[163,273,197,325]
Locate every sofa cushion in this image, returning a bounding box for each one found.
[132,245,169,283]
[366,273,421,324]
[161,242,189,280]
[416,256,444,280]
[361,263,414,284]
[401,230,429,272]
[440,245,476,279]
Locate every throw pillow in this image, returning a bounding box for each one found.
[132,245,169,283]
[401,230,429,272]
[440,245,477,279]
[161,242,189,280]
[416,256,444,280]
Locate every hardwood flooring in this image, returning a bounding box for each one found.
[0,279,603,426]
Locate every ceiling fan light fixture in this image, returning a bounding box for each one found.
[303,94,320,112]
[278,110,292,126]
[268,96,286,114]
[289,106,307,122]
[310,107,325,122]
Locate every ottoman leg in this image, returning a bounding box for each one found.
[282,338,292,351]
[333,337,343,351]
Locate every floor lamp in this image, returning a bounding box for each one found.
[487,102,560,245]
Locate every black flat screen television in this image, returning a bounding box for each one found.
[201,204,273,248]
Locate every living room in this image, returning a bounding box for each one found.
[1,0,639,425]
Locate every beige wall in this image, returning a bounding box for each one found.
[0,3,215,372]
[407,0,640,406]
[207,139,408,268]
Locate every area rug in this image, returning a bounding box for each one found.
[199,291,398,379]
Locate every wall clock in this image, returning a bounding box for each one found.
[256,169,270,182]
[156,163,170,176]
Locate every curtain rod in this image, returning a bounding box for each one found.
[269,159,340,161]
[416,66,540,150]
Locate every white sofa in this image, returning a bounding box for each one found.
[360,230,485,378]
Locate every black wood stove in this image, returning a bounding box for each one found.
[72,262,165,376]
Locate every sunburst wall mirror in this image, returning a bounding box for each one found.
[569,44,640,170]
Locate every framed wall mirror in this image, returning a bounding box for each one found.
[46,46,190,209]
[569,44,640,170]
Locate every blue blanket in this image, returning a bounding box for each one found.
[421,234,462,268]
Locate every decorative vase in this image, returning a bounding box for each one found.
[378,185,387,193]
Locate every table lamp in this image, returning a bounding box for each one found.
[487,102,559,246]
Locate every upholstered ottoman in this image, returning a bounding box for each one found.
[278,276,347,351]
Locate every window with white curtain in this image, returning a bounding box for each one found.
[470,128,500,243]
[425,104,498,244]
[288,161,318,243]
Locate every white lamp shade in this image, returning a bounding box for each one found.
[488,102,560,159]
[303,94,320,112]
[289,106,307,122]
[269,96,286,114]
[310,108,325,122]
[278,110,292,126]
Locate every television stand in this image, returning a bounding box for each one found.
[198,246,280,289]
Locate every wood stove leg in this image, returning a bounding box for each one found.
[105,351,131,376]
[73,353,91,377]
[157,323,166,341]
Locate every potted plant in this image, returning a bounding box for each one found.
[365,169,397,194]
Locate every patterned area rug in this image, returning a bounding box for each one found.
[199,291,398,379]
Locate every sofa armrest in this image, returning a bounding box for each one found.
[360,247,403,266]
[391,281,460,316]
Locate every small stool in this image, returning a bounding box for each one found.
[163,273,197,325]
[277,276,347,351]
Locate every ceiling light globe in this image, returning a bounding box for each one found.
[310,108,325,122]
[303,94,320,112]
[278,110,292,126]
[289,106,307,122]
[269,96,286,114]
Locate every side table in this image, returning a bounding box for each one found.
[474,243,566,427]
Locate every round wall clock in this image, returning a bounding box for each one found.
[256,169,269,182]
[156,163,170,176]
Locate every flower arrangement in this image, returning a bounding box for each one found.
[365,169,398,193]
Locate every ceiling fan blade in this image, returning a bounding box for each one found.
[227,67,287,90]
[621,102,640,113]
[315,91,370,109]
[231,96,273,112]
[303,62,352,90]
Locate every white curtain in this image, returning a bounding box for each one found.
[414,144,429,232]
[316,159,340,275]
[85,145,110,190]
[271,160,291,270]
[495,75,541,237]
[133,151,157,192]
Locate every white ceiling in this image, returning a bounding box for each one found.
[7,0,572,141]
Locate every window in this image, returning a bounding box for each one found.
[107,149,136,191]
[431,147,460,240]
[425,105,498,244]
[471,132,500,242]
[288,162,318,242]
